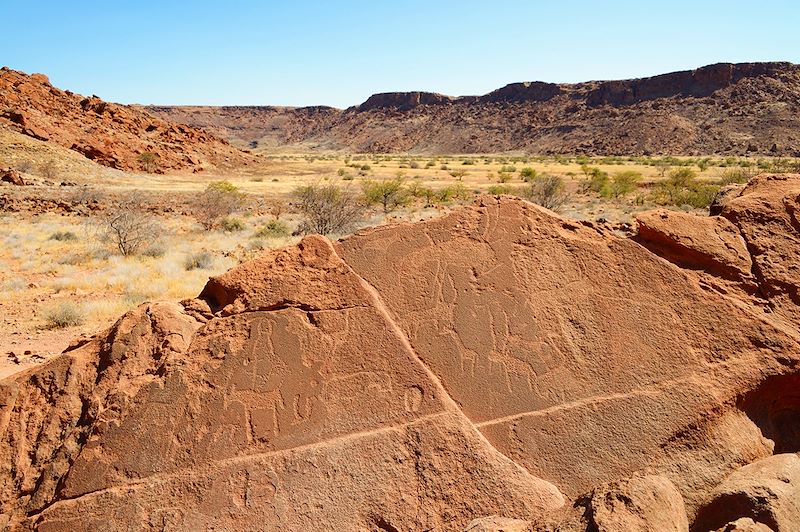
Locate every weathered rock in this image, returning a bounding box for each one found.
[337,195,800,503]
[1,181,800,530]
[0,168,25,186]
[0,68,252,172]
[464,515,532,531]
[718,174,800,324]
[1,236,563,531]
[710,184,746,216]
[585,475,689,532]
[634,209,754,284]
[714,518,775,531]
[694,454,800,532]
[150,62,800,156]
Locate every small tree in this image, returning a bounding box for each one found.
[667,167,698,188]
[294,182,364,235]
[138,152,158,173]
[194,181,244,230]
[100,198,159,256]
[582,167,609,194]
[362,176,409,213]
[449,170,467,181]
[266,198,287,220]
[526,174,570,211]
[608,170,642,198]
[519,167,538,182]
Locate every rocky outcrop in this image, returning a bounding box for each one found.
[2,176,800,530]
[356,91,461,111]
[585,62,794,107]
[694,454,800,532]
[578,475,689,532]
[479,82,563,103]
[634,209,754,284]
[0,67,252,172]
[150,61,800,155]
[0,168,25,186]
[718,175,800,324]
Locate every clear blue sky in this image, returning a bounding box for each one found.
[2,1,797,108]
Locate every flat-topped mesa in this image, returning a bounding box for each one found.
[586,61,799,106]
[355,91,464,111]
[149,61,800,155]
[479,81,564,103]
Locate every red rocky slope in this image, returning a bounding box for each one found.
[0,67,252,172]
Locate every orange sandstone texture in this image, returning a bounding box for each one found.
[0,67,251,173]
[1,175,799,531]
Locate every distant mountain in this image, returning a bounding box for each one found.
[0,67,252,172]
[149,62,800,156]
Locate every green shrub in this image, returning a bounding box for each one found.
[43,301,84,329]
[582,167,609,194]
[719,167,757,185]
[607,170,642,198]
[652,168,719,208]
[519,167,538,182]
[526,174,569,211]
[138,152,158,173]
[220,216,246,232]
[449,170,467,181]
[254,219,290,238]
[488,184,514,195]
[194,181,244,230]
[362,177,409,213]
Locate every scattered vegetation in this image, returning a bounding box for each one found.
[49,230,78,241]
[362,176,409,213]
[607,170,643,198]
[219,216,246,232]
[193,181,244,230]
[99,198,160,256]
[652,168,720,208]
[43,301,85,329]
[294,182,364,235]
[526,174,570,211]
[254,219,290,238]
[184,251,214,271]
[138,152,158,173]
[719,167,757,185]
[519,167,537,182]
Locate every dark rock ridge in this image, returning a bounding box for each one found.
[356,91,462,111]
[148,61,800,155]
[584,62,797,107]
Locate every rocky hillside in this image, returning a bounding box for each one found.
[150,62,800,156]
[0,67,252,172]
[1,174,799,530]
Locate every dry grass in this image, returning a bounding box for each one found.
[2,138,794,363]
